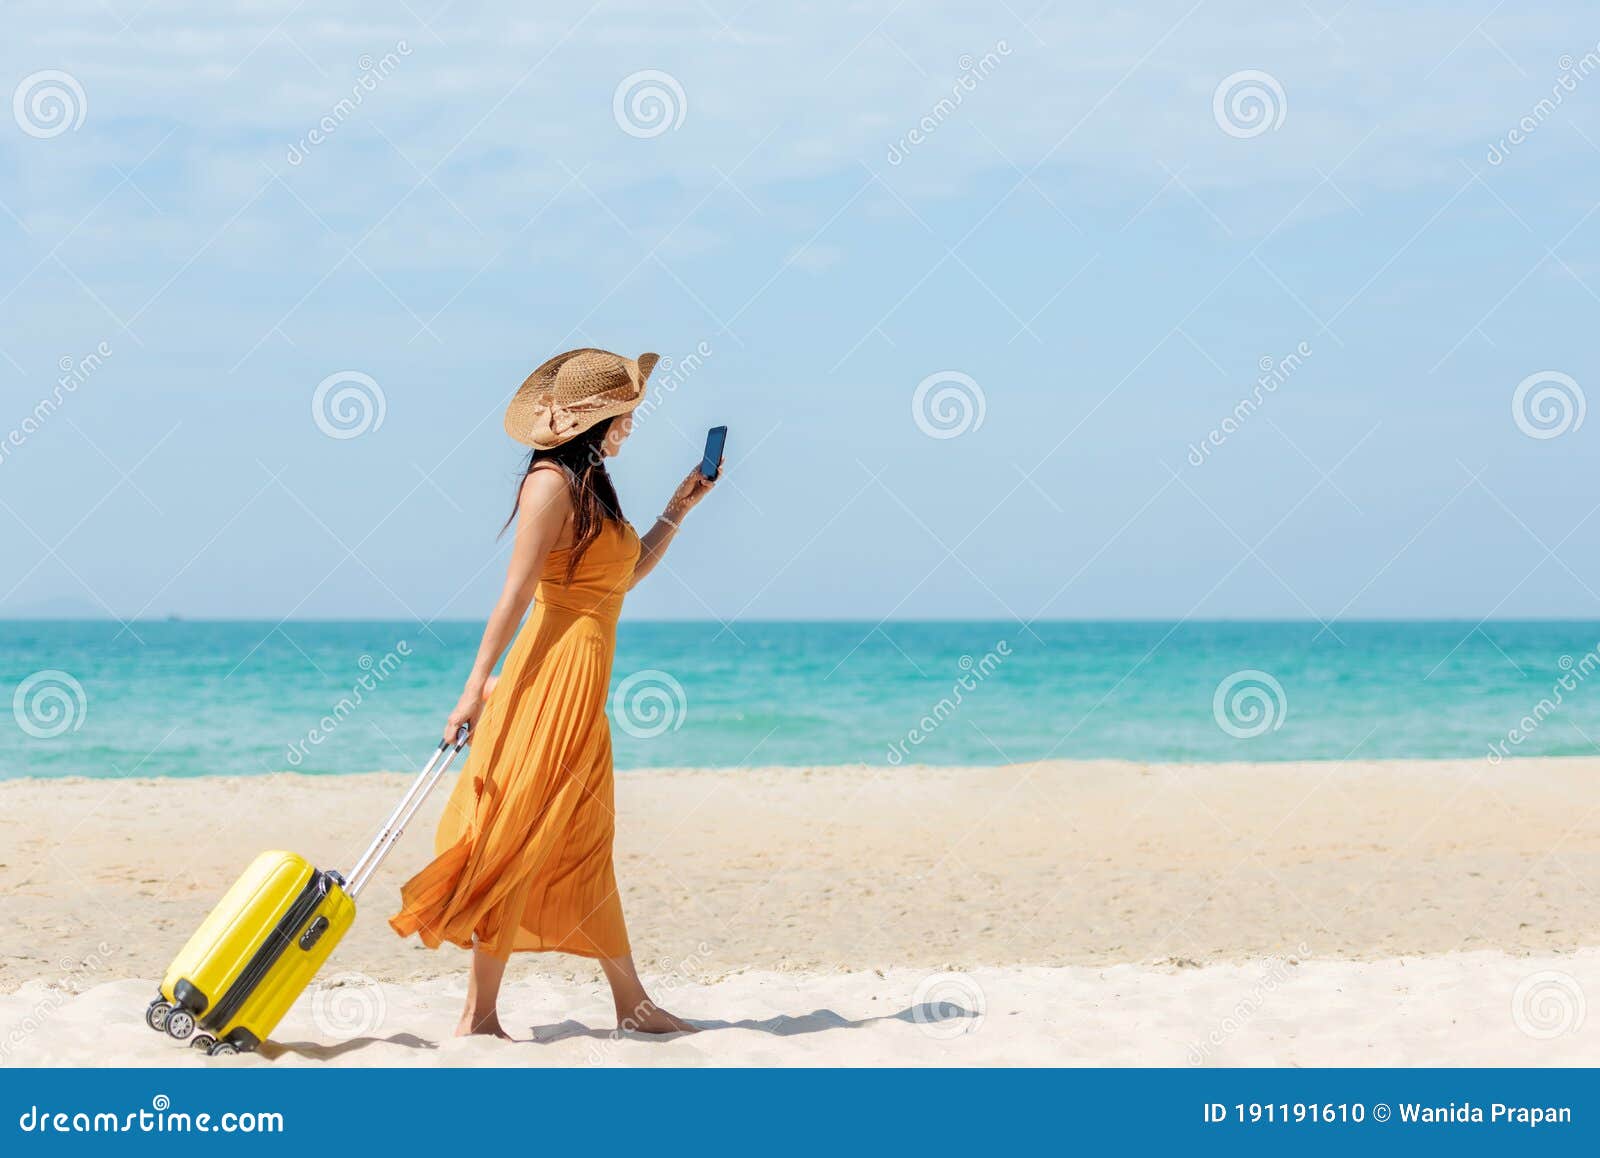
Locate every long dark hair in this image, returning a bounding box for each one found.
[502,417,624,580]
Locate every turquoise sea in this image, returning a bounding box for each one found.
[1,620,1598,779]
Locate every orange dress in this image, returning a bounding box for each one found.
[389,518,639,960]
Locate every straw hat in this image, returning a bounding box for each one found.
[503,347,660,449]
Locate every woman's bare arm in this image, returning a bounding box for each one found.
[444,468,570,740]
[631,459,721,588]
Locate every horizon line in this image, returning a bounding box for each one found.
[5,615,1600,626]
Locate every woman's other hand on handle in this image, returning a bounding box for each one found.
[443,676,497,743]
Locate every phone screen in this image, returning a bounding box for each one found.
[701,426,728,480]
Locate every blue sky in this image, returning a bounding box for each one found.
[2,2,1599,622]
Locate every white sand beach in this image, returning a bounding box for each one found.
[2,758,1597,1066]
[4,952,1599,1067]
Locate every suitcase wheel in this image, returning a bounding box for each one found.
[145,1000,173,1033]
[208,1041,238,1057]
[164,1008,196,1040]
[190,1033,216,1053]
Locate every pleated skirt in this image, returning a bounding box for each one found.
[389,603,630,960]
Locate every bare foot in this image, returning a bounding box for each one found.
[617,1000,699,1035]
[456,1009,511,1039]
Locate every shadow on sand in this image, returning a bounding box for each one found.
[261,1001,978,1056]
[262,1033,439,1060]
[529,1001,980,1044]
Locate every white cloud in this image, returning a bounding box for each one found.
[13,3,1590,213]
[787,241,843,272]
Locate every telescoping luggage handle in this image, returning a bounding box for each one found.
[344,725,470,899]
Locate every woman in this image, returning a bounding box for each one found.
[390,347,718,1038]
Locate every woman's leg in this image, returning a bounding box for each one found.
[599,953,698,1034]
[458,945,511,1038]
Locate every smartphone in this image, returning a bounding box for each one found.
[700,425,728,480]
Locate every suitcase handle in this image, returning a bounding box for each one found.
[344,724,469,899]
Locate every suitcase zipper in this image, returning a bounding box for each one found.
[201,869,330,1032]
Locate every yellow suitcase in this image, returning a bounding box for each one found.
[144,730,467,1056]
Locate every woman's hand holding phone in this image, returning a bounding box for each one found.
[662,425,727,525]
[665,459,721,523]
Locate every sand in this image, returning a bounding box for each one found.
[2,758,1598,1065]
